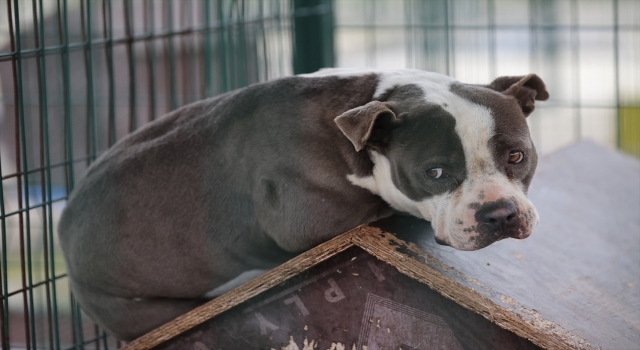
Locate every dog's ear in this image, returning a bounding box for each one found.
[335,101,397,152]
[487,74,549,117]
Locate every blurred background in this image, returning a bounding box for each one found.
[0,0,638,349]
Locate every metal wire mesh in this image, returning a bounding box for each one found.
[0,0,295,348]
[0,0,638,349]
[334,0,639,155]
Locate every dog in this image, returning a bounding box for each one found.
[58,68,548,340]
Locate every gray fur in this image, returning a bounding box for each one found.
[59,74,393,340]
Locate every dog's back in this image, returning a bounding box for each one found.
[58,74,390,339]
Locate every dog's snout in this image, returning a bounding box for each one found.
[479,207,517,228]
[475,199,520,237]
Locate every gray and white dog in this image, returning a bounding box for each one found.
[58,68,548,340]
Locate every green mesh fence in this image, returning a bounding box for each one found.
[0,0,638,349]
[0,1,302,348]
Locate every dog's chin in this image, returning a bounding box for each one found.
[433,234,481,251]
[434,232,509,251]
[434,235,450,247]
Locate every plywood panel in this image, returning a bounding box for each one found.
[154,247,540,350]
[126,141,639,350]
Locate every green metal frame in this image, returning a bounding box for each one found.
[293,0,334,74]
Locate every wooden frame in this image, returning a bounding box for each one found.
[123,224,591,350]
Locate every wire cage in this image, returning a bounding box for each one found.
[0,0,638,349]
[0,0,301,348]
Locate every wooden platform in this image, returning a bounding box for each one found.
[123,141,640,350]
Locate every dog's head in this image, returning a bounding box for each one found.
[336,71,549,250]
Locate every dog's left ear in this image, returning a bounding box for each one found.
[335,101,397,152]
[487,74,549,117]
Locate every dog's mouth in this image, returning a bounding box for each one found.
[434,235,450,247]
[466,232,511,250]
[432,201,538,251]
[435,230,514,251]
[417,184,538,251]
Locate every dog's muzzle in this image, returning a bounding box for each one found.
[430,193,537,250]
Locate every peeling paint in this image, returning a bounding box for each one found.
[465,277,485,288]
[500,295,518,306]
[281,336,300,350]
[279,336,355,350]
[192,341,209,350]
[327,342,346,350]
[302,337,316,350]
[499,295,598,349]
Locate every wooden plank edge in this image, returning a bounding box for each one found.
[352,227,598,350]
[122,226,361,350]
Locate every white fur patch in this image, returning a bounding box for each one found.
[442,95,496,176]
[347,151,423,218]
[372,70,456,99]
[299,68,456,101]
[298,67,379,78]
[204,269,268,298]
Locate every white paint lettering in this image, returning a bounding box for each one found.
[324,278,345,303]
[255,312,279,335]
[367,261,385,281]
[283,295,310,316]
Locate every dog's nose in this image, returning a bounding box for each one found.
[475,199,519,237]
[480,207,517,227]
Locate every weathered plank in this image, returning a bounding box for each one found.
[123,229,357,350]
[124,141,639,350]
[153,245,542,350]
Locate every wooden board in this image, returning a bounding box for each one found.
[153,246,541,350]
[123,141,640,350]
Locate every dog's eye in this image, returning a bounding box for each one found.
[508,151,524,164]
[426,168,443,179]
